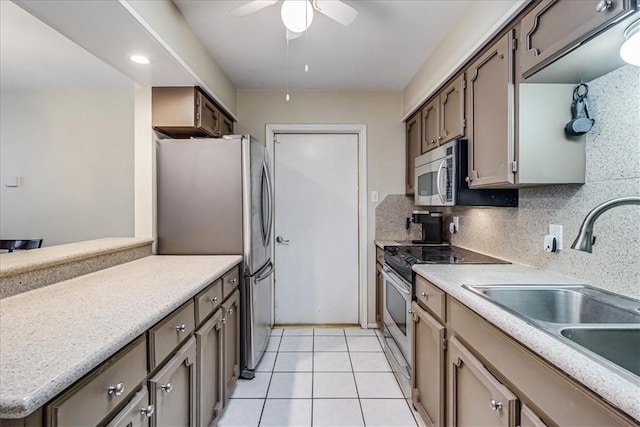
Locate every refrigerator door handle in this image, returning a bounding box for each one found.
[256,261,274,283]
[263,161,274,247]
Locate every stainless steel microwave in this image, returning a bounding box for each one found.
[414,140,518,207]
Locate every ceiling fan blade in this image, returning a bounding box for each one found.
[312,0,357,26]
[286,29,304,40]
[230,0,278,17]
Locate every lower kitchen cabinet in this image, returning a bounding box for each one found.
[148,337,197,427]
[521,405,548,427]
[411,302,445,427]
[376,261,383,330]
[222,290,240,404]
[447,336,518,427]
[105,386,153,427]
[195,308,224,427]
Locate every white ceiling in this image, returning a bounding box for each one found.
[174,0,470,91]
[0,1,132,92]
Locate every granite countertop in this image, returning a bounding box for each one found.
[0,237,154,277]
[412,263,640,421]
[0,255,242,419]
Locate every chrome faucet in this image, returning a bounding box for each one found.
[571,196,640,253]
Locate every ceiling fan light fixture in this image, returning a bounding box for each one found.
[620,19,640,66]
[281,0,313,33]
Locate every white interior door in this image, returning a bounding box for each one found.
[274,133,359,325]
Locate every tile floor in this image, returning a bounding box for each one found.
[219,327,424,427]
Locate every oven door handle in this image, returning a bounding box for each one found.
[436,159,447,204]
[383,268,411,295]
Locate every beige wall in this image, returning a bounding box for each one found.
[236,90,404,325]
[0,90,135,247]
[402,0,523,117]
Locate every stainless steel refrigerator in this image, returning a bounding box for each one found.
[156,135,273,378]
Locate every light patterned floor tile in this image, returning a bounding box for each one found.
[267,372,313,398]
[256,351,277,372]
[231,372,272,398]
[360,399,418,426]
[282,328,314,336]
[279,336,314,352]
[314,336,348,352]
[274,352,313,372]
[346,336,383,352]
[313,372,358,398]
[265,336,281,352]
[218,398,264,427]
[344,328,377,336]
[314,328,345,336]
[259,399,312,426]
[314,352,352,372]
[313,399,364,427]
[349,352,391,372]
[355,373,404,398]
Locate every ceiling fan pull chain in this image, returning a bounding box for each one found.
[305,0,310,73]
[285,33,291,102]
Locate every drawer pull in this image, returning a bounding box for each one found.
[596,0,612,12]
[222,317,227,324]
[209,296,219,304]
[229,278,238,285]
[161,382,173,393]
[489,399,503,411]
[421,292,428,299]
[140,404,155,418]
[176,324,187,333]
[228,308,234,315]
[107,382,125,397]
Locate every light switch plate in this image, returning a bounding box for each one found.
[371,191,379,203]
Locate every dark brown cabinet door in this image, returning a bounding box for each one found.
[222,290,240,404]
[411,302,445,427]
[439,74,466,143]
[195,91,218,137]
[105,386,153,427]
[448,336,518,427]
[220,114,234,136]
[421,98,439,153]
[149,337,197,427]
[520,0,633,79]
[467,30,516,188]
[195,308,224,427]
[406,111,422,195]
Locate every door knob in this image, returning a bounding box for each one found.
[276,236,290,244]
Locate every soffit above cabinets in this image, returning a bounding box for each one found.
[11,0,197,89]
[173,0,470,91]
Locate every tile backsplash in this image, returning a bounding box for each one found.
[378,65,639,298]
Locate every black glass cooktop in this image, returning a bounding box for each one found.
[384,245,509,284]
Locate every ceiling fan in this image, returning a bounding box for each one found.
[230,0,358,40]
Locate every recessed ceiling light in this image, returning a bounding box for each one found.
[129,54,150,65]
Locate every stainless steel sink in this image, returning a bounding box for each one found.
[464,284,640,380]
[479,287,640,324]
[561,327,640,377]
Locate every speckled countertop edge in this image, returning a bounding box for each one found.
[0,254,242,419]
[412,263,640,421]
[0,237,154,277]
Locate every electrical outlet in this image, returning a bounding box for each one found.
[549,224,563,250]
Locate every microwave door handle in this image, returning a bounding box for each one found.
[436,159,447,204]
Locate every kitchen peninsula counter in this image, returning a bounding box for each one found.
[412,262,640,422]
[0,254,242,419]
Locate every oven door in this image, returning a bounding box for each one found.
[415,144,455,206]
[382,266,412,361]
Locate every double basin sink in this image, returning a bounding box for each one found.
[464,284,640,380]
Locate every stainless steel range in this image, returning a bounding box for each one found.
[381,245,508,397]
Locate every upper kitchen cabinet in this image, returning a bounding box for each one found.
[466,30,516,188]
[421,98,439,153]
[152,87,234,139]
[406,111,422,195]
[420,75,466,154]
[519,0,636,80]
[439,74,466,143]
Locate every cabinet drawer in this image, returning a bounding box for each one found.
[376,247,384,265]
[46,336,147,427]
[195,279,223,325]
[415,275,446,321]
[105,386,152,427]
[149,301,195,370]
[221,266,240,300]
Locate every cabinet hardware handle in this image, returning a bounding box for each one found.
[228,308,234,315]
[230,278,238,284]
[408,309,414,314]
[489,399,503,411]
[209,296,218,304]
[596,0,612,11]
[140,404,155,417]
[222,317,227,324]
[176,324,187,333]
[438,136,443,140]
[421,292,428,299]
[430,139,435,144]
[107,382,125,396]
[161,382,173,393]
[465,176,472,183]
